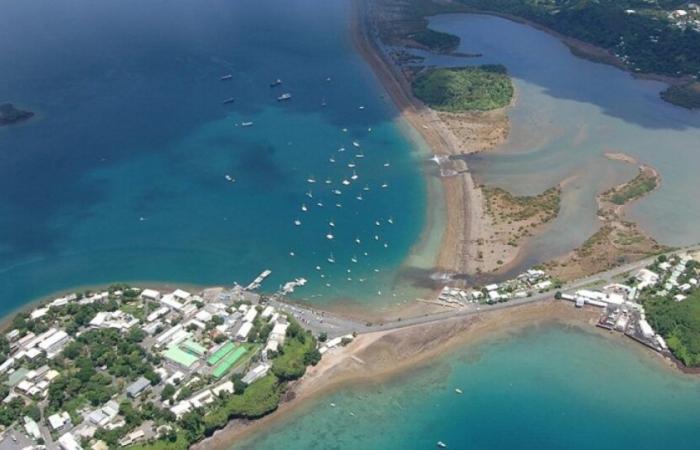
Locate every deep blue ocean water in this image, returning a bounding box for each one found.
[0,0,429,313]
[235,324,700,450]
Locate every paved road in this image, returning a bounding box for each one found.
[271,246,700,338]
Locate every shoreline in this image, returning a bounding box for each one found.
[350,0,483,279]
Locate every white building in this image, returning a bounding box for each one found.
[140,289,161,301]
[236,322,253,341]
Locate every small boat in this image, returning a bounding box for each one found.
[352,141,360,148]
[335,203,342,208]
[270,78,282,87]
[241,121,254,127]
[222,97,236,104]
[355,238,361,244]
[327,253,336,263]
[329,157,336,163]
[315,265,321,270]
[220,74,233,81]
[294,220,301,226]
[333,189,342,195]
[363,185,370,191]
[356,152,364,158]
[351,256,358,263]
[224,174,235,182]
[374,235,379,241]
[358,105,365,110]
[326,77,332,82]
[338,147,346,152]
[381,183,389,188]
[325,179,332,184]
[289,251,295,256]
[321,100,327,107]
[317,202,324,207]
[301,204,308,212]
[384,162,390,167]
[351,171,358,180]
[356,195,363,201]
[348,161,356,168]
[329,221,335,227]
[383,243,388,248]
[306,191,313,198]
[375,220,381,226]
[437,442,447,449]
[341,128,348,132]
[387,217,394,224]
[455,388,463,394]
[342,179,350,186]
[307,177,316,183]
[277,93,292,101]
[326,233,334,240]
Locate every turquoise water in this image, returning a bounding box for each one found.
[424,14,700,270]
[235,324,700,450]
[0,0,431,313]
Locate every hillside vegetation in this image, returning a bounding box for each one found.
[412,65,514,112]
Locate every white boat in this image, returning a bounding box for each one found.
[348,161,356,168]
[356,195,363,201]
[325,179,332,184]
[437,442,447,448]
[222,97,236,104]
[335,203,342,208]
[294,219,301,226]
[289,251,295,256]
[355,238,361,244]
[388,217,394,224]
[277,93,292,101]
[341,128,347,132]
[363,185,370,191]
[307,177,316,183]
[306,191,313,198]
[384,162,390,167]
[338,147,346,152]
[356,152,364,158]
[317,202,324,207]
[241,121,254,127]
[374,235,379,240]
[351,256,358,263]
[220,74,233,81]
[455,388,463,394]
[224,174,235,182]
[375,220,381,226]
[326,233,334,240]
[270,78,282,87]
[351,171,358,180]
[327,253,335,263]
[333,189,342,195]
[315,265,321,270]
[352,141,360,148]
[329,221,335,227]
[329,157,336,163]
[358,105,365,110]
[342,179,350,186]
[383,243,388,248]
[381,183,389,188]
[301,204,308,212]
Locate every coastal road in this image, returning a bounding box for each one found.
[273,246,700,338]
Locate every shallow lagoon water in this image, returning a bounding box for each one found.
[235,324,700,450]
[0,0,435,314]
[425,14,700,268]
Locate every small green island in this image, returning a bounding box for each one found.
[407,28,460,53]
[0,103,34,127]
[412,65,514,112]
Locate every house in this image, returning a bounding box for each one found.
[126,376,151,398]
[140,289,161,301]
[58,432,82,450]
[236,322,253,341]
[48,411,72,432]
[242,363,271,384]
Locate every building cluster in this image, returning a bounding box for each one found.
[562,253,699,355]
[0,270,321,450]
[438,269,554,306]
[667,4,700,31]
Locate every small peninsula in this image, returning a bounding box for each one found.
[0,103,34,127]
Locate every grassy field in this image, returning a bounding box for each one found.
[412,65,513,112]
[603,169,658,205]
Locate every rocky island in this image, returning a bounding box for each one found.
[0,103,34,127]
